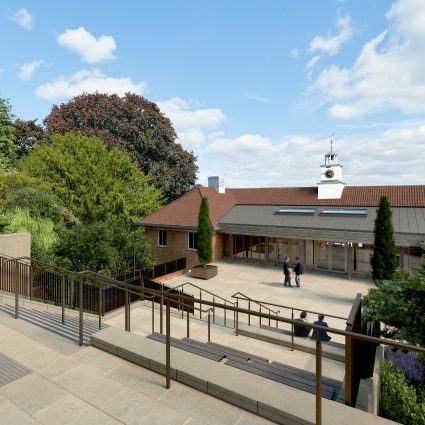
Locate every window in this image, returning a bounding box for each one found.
[158,229,167,247]
[276,207,316,215]
[188,232,198,250]
[321,209,367,216]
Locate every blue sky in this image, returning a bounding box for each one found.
[1,0,424,188]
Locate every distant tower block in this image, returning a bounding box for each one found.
[208,176,225,193]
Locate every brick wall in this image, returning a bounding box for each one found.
[145,228,222,269]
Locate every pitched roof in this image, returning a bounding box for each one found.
[139,186,236,229]
[227,186,425,207]
[139,185,425,228]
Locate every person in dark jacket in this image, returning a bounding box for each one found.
[293,311,310,337]
[294,256,304,287]
[283,257,292,287]
[311,314,331,342]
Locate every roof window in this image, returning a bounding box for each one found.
[276,208,316,215]
[321,209,367,216]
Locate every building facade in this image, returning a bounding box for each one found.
[140,149,425,277]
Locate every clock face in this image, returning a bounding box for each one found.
[325,169,335,179]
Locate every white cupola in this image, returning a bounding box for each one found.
[317,138,345,199]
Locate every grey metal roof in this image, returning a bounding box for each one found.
[217,206,425,245]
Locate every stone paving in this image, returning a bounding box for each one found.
[0,261,376,424]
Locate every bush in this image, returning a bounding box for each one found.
[385,349,425,387]
[380,360,425,424]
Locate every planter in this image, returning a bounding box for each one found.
[190,264,218,280]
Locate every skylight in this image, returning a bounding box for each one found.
[321,209,367,216]
[276,208,316,214]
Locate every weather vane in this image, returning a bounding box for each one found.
[329,133,335,151]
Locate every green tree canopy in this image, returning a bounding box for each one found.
[371,196,397,281]
[14,119,49,159]
[44,92,198,202]
[363,269,425,347]
[19,132,163,223]
[0,97,16,169]
[197,197,212,267]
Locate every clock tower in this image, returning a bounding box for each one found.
[318,139,345,199]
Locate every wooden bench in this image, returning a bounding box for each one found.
[261,325,345,349]
[148,333,341,400]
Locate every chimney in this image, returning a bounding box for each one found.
[208,176,225,193]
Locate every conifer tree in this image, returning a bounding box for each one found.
[197,197,212,268]
[371,196,397,280]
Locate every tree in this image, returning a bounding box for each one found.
[19,132,163,223]
[0,97,16,169]
[44,92,198,202]
[371,196,397,281]
[14,119,49,159]
[197,197,212,267]
[55,220,153,274]
[363,269,425,347]
[0,207,58,261]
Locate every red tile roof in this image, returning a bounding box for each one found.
[139,186,236,229]
[139,185,425,228]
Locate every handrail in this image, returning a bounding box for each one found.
[231,291,280,316]
[165,281,236,306]
[232,291,347,321]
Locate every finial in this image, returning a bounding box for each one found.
[329,133,335,152]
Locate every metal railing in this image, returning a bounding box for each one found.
[3,256,425,425]
[232,291,347,351]
[164,281,237,328]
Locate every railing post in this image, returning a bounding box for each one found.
[125,285,130,332]
[291,309,294,351]
[160,296,163,334]
[316,339,322,425]
[224,301,227,327]
[213,296,215,323]
[248,300,251,326]
[61,273,65,325]
[141,277,145,301]
[187,307,189,338]
[259,305,262,326]
[79,275,84,346]
[98,285,102,330]
[29,264,33,301]
[345,335,353,406]
[199,291,202,319]
[15,261,19,319]
[268,311,271,326]
[235,300,239,336]
[181,290,184,319]
[166,299,171,389]
[152,298,154,333]
[208,310,211,342]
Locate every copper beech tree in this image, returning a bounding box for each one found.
[44,92,198,202]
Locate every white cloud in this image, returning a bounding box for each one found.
[309,15,352,56]
[304,55,321,73]
[10,8,33,30]
[290,48,301,58]
[58,27,116,63]
[157,97,226,150]
[244,94,272,103]
[199,123,425,188]
[35,69,146,100]
[19,60,44,81]
[311,0,425,120]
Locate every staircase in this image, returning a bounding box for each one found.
[0,303,107,346]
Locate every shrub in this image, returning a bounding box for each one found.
[385,349,425,387]
[380,360,425,424]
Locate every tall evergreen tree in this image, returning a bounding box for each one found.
[0,97,16,169]
[197,197,212,268]
[371,196,397,280]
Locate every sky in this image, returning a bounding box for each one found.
[1,0,425,189]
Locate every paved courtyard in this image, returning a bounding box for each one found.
[0,261,377,424]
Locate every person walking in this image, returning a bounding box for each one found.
[283,256,292,287]
[311,314,331,342]
[294,256,304,287]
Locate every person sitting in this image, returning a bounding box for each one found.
[293,311,310,337]
[311,314,331,342]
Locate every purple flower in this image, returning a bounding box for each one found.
[385,348,425,387]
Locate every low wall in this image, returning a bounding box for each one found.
[0,233,31,258]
